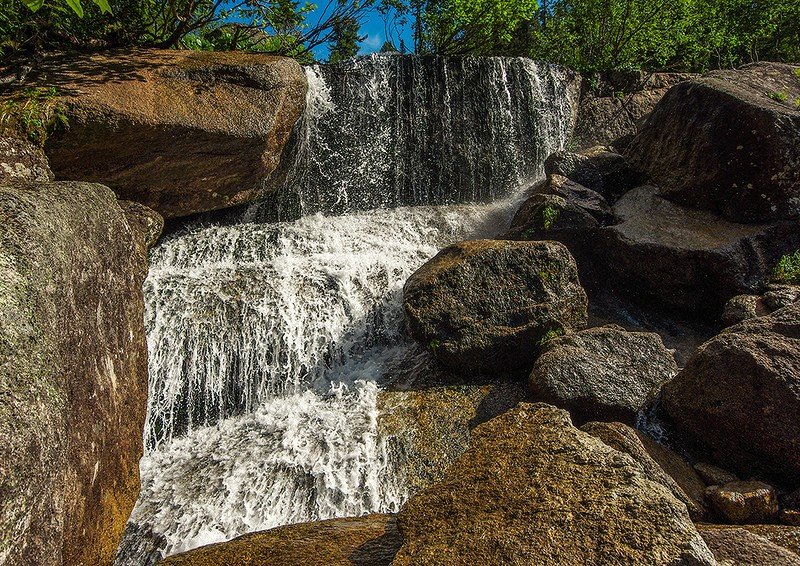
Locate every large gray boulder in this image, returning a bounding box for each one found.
[626,62,800,223]
[663,303,800,486]
[530,325,678,422]
[22,49,308,218]
[393,403,715,565]
[403,240,588,376]
[0,181,161,565]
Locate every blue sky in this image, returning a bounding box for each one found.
[306,3,414,59]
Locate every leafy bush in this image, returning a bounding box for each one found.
[0,86,68,145]
[773,251,800,284]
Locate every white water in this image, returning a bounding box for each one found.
[118,55,576,563]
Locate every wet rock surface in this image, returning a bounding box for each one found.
[160,514,402,566]
[706,482,779,524]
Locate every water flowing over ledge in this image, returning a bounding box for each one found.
[118,55,578,563]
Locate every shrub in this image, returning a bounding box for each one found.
[772,251,800,284]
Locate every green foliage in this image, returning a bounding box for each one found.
[516,0,800,73]
[539,204,559,230]
[0,87,67,145]
[795,68,800,80]
[428,338,441,352]
[21,0,110,18]
[773,252,800,284]
[418,0,538,55]
[328,16,362,63]
[537,326,564,346]
[768,90,789,102]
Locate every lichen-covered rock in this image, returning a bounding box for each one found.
[23,49,307,218]
[595,186,800,316]
[403,240,588,376]
[722,295,768,326]
[663,303,800,485]
[582,421,708,520]
[529,325,677,422]
[0,181,160,565]
[379,380,528,496]
[698,526,800,565]
[706,482,779,525]
[160,514,401,566]
[394,403,715,565]
[0,136,53,183]
[698,524,800,557]
[626,62,800,223]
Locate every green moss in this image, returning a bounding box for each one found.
[0,87,68,146]
[428,339,441,352]
[767,90,789,103]
[794,68,800,81]
[773,251,800,284]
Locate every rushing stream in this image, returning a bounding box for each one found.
[117,55,577,563]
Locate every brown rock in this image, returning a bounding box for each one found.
[403,240,588,376]
[695,463,741,487]
[707,481,779,524]
[722,295,768,326]
[662,303,800,485]
[0,182,159,565]
[698,526,800,565]
[160,514,401,566]
[581,421,708,519]
[394,403,715,565]
[572,72,695,150]
[0,136,53,183]
[698,524,800,557]
[22,49,307,218]
[378,380,528,495]
[626,62,800,223]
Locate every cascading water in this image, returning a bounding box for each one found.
[117,54,577,564]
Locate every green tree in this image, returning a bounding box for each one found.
[419,0,539,55]
[327,15,362,62]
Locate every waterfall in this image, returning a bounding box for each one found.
[118,55,577,563]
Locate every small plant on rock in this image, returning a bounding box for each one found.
[0,87,68,146]
[539,204,560,230]
[772,251,800,284]
[537,327,564,346]
[768,90,789,103]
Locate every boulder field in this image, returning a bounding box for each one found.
[3,51,800,566]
